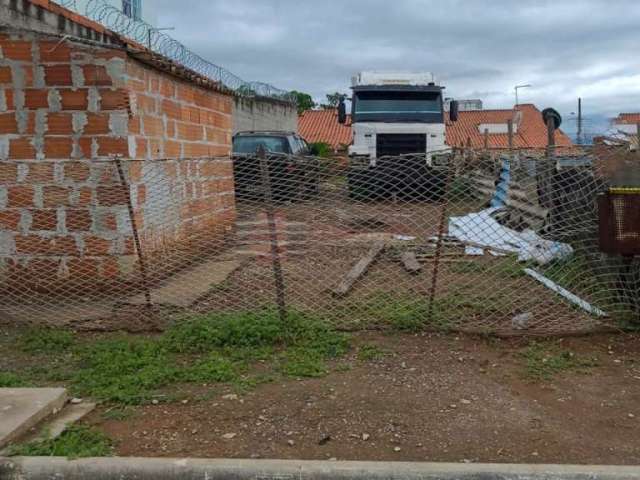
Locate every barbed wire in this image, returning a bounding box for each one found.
[57,0,295,103]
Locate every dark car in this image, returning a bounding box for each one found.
[232,131,319,202]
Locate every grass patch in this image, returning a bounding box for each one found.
[357,343,387,361]
[280,348,327,378]
[5,310,350,404]
[7,425,112,458]
[362,292,498,332]
[0,371,28,387]
[522,341,599,381]
[19,328,75,353]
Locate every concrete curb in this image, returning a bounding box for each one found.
[1,457,639,480]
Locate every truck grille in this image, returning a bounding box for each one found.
[376,134,426,156]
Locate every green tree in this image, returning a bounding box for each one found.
[323,92,347,109]
[290,90,316,114]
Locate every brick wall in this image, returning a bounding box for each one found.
[0,30,235,295]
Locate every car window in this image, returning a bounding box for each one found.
[288,136,302,154]
[233,136,289,154]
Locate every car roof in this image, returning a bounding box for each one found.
[234,130,298,137]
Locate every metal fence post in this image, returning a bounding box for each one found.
[114,157,152,309]
[257,145,287,322]
[636,122,640,156]
[427,151,454,323]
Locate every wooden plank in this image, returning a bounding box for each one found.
[400,251,422,274]
[332,241,385,297]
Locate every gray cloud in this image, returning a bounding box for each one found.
[154,0,640,129]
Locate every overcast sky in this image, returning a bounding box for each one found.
[155,0,640,132]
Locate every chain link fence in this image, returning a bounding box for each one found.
[1,144,638,335]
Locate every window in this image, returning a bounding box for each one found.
[232,136,290,154]
[354,91,441,114]
[122,0,142,21]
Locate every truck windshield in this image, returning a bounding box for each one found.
[233,136,289,154]
[355,91,440,114]
[353,90,443,123]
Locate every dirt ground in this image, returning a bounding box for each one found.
[88,331,640,464]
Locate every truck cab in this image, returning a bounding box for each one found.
[338,72,458,200]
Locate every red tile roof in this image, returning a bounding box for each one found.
[298,109,352,149]
[446,104,573,148]
[614,113,640,124]
[299,104,573,150]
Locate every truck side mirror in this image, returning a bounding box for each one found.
[337,97,347,124]
[450,100,459,122]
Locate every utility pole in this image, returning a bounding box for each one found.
[577,98,583,145]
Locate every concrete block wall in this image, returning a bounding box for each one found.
[233,97,297,134]
[0,30,235,294]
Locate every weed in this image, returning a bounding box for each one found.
[522,341,599,381]
[0,371,28,387]
[7,425,112,458]
[163,311,285,353]
[357,343,386,361]
[180,354,239,383]
[72,338,179,404]
[19,329,75,353]
[280,348,327,378]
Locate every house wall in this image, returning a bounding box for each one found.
[233,96,297,135]
[0,30,234,294]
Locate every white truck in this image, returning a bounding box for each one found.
[337,71,458,199]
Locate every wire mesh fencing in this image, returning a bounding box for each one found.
[1,145,638,335]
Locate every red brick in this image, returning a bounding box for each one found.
[96,185,128,206]
[177,123,204,142]
[128,117,140,135]
[84,113,110,134]
[0,162,17,183]
[161,99,181,120]
[44,65,72,86]
[166,120,176,137]
[39,41,72,62]
[83,236,112,256]
[76,137,93,158]
[4,90,15,110]
[76,187,93,205]
[19,65,34,87]
[135,138,148,158]
[24,89,49,109]
[47,113,74,134]
[136,94,156,113]
[44,137,73,158]
[164,140,181,157]
[137,184,146,205]
[99,89,129,110]
[99,257,120,278]
[15,235,77,255]
[60,89,88,110]
[82,65,112,86]
[96,211,117,230]
[67,258,100,278]
[200,160,231,177]
[42,186,71,207]
[2,40,32,61]
[65,209,92,231]
[0,211,21,229]
[63,162,90,181]
[25,162,54,182]
[30,209,58,231]
[9,138,35,159]
[141,115,163,136]
[13,258,61,288]
[97,137,128,157]
[0,66,12,83]
[177,85,195,104]
[159,79,175,97]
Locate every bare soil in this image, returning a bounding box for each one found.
[88,331,640,464]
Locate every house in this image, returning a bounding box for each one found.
[298,109,352,150]
[298,104,573,152]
